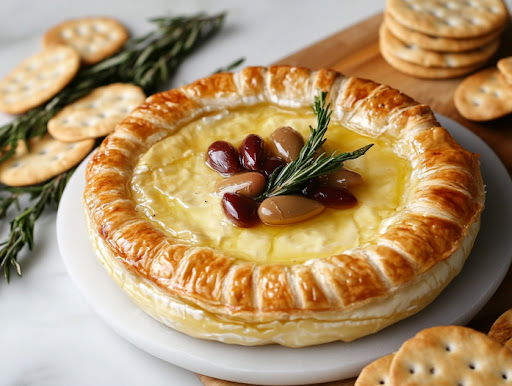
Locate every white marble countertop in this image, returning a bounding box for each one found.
[1,1,510,385]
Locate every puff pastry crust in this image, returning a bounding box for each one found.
[84,66,484,346]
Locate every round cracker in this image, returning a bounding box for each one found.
[48,83,145,142]
[387,0,508,39]
[0,45,80,115]
[355,354,395,386]
[498,57,512,84]
[380,24,499,68]
[454,67,512,121]
[43,17,128,65]
[0,134,94,186]
[380,38,483,79]
[389,326,512,385]
[385,12,504,52]
[489,309,512,346]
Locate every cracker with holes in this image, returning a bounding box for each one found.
[48,83,145,142]
[384,12,504,53]
[0,134,94,186]
[43,17,128,65]
[0,45,80,115]
[386,0,508,39]
[389,326,512,385]
[380,39,483,79]
[498,57,512,85]
[489,309,512,348]
[355,354,394,386]
[454,67,512,121]
[380,24,498,68]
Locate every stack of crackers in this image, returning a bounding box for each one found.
[380,0,509,79]
[0,17,146,186]
[355,309,512,385]
[454,56,512,121]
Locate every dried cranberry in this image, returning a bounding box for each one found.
[206,141,242,175]
[239,134,265,171]
[260,157,286,178]
[221,192,260,228]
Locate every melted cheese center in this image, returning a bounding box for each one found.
[131,104,410,264]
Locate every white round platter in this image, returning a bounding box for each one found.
[57,114,512,385]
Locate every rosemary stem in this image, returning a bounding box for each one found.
[0,13,231,282]
[0,13,227,163]
[261,92,373,199]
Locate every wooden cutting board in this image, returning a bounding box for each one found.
[200,13,512,386]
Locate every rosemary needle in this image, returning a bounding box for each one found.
[261,92,373,199]
[0,169,73,281]
[0,13,229,281]
[0,13,226,163]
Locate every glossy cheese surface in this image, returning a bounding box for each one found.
[131,104,411,264]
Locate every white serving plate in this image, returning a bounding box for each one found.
[57,114,512,385]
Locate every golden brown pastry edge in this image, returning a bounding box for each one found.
[83,65,485,323]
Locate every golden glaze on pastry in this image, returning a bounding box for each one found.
[84,66,484,346]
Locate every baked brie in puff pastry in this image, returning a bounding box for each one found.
[84,66,484,347]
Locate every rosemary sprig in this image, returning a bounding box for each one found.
[0,169,74,281]
[0,13,231,281]
[0,185,48,219]
[214,57,245,73]
[262,92,373,198]
[0,13,226,163]
[0,191,20,219]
